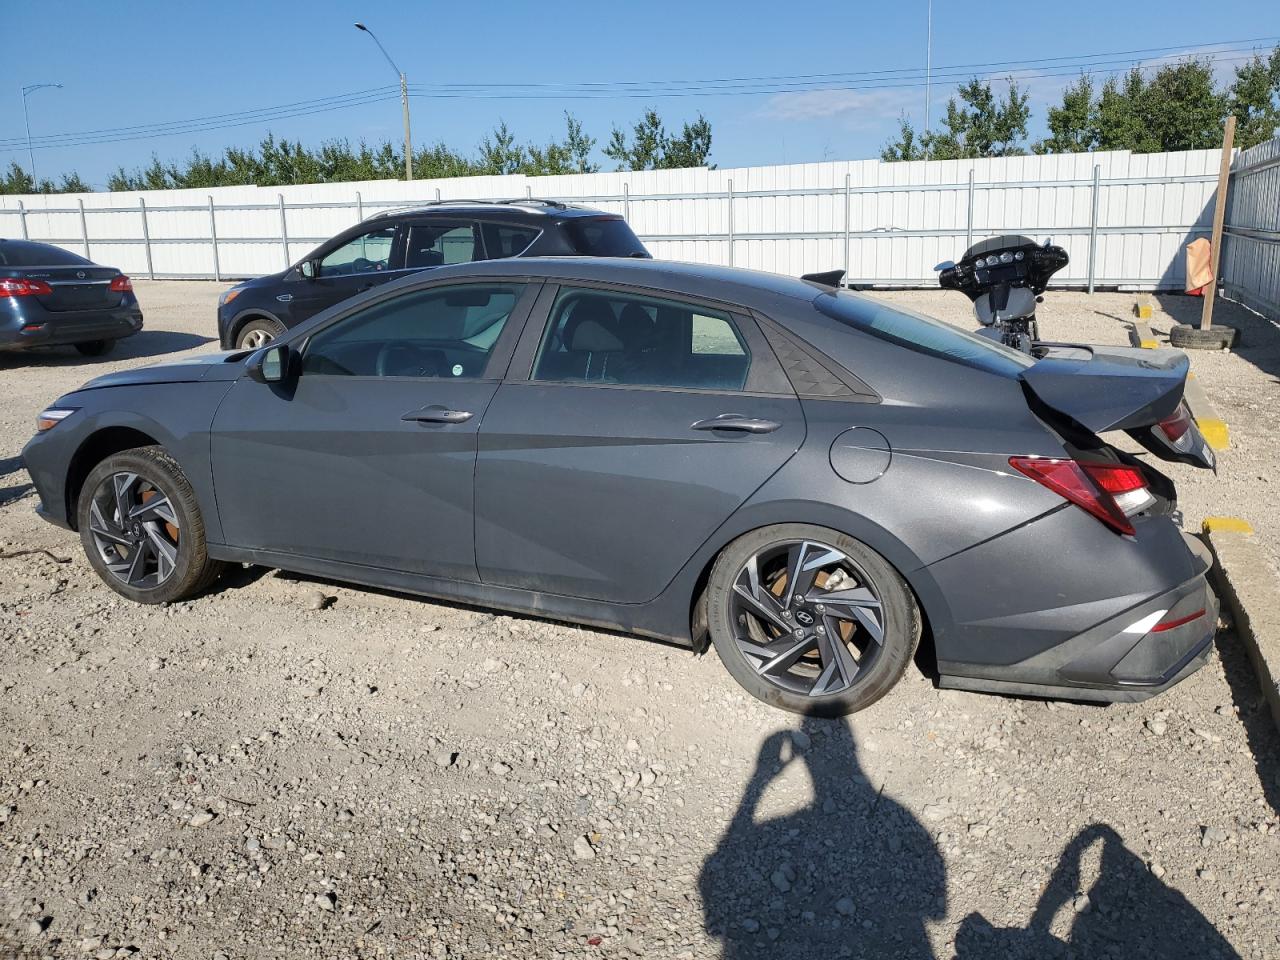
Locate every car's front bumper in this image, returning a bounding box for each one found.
[1,304,143,351]
[936,531,1219,702]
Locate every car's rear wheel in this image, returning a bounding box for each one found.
[77,446,224,604]
[75,339,115,357]
[235,317,285,350]
[706,524,919,716]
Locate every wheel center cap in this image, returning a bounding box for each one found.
[130,521,144,540]
[794,609,815,626]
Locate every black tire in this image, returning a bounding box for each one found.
[235,316,286,350]
[1169,323,1239,350]
[74,339,115,357]
[77,446,224,604]
[706,523,920,716]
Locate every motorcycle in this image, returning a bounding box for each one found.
[936,235,1069,354]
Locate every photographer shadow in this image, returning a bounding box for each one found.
[698,716,945,959]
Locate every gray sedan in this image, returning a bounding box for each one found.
[21,257,1218,715]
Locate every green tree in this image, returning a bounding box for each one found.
[604,110,713,170]
[882,78,1030,161]
[1230,47,1280,148]
[880,117,926,162]
[1035,75,1098,153]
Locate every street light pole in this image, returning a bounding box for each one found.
[923,0,932,161]
[21,82,63,190]
[354,22,413,181]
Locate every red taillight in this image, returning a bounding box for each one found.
[1009,456,1141,535]
[0,277,53,297]
[1152,608,1206,632]
[109,275,132,293]
[1156,401,1196,452]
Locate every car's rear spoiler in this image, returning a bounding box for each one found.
[1019,344,1214,469]
[801,269,846,288]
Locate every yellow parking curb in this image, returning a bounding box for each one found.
[1133,295,1154,321]
[1128,319,1158,349]
[1202,516,1253,535]
[1183,372,1229,451]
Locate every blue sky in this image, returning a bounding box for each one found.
[4,0,1277,188]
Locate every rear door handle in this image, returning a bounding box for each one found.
[402,406,473,424]
[690,414,782,434]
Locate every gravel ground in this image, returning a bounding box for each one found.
[1,280,1277,960]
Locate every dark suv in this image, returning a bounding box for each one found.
[217,199,649,349]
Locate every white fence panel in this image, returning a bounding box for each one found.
[1223,136,1280,320]
[0,148,1225,289]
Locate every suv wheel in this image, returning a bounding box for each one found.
[236,317,285,350]
[77,446,224,604]
[706,524,920,716]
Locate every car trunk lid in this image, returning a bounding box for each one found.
[12,266,123,312]
[1019,344,1215,470]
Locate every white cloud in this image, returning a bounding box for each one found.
[760,88,917,124]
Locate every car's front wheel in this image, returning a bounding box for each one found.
[235,317,285,350]
[706,524,919,716]
[77,446,224,604]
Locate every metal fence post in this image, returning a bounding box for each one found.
[727,178,735,267]
[355,190,363,222]
[435,188,442,201]
[139,198,154,280]
[623,182,631,224]
[17,200,27,239]
[208,196,221,282]
[966,169,975,249]
[1087,164,1101,294]
[278,194,290,268]
[78,198,90,258]
[843,173,851,285]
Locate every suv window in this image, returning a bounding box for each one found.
[302,283,525,379]
[481,222,539,259]
[532,288,749,390]
[406,223,480,268]
[318,227,396,277]
[565,217,648,258]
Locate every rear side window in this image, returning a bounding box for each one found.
[814,290,1034,376]
[532,287,749,391]
[0,241,91,267]
[405,223,480,268]
[564,218,649,258]
[481,223,539,259]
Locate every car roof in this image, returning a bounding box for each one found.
[403,256,826,307]
[367,199,613,222]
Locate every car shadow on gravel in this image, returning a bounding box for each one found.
[0,331,214,369]
[1216,628,1280,815]
[0,454,32,506]
[699,716,1241,959]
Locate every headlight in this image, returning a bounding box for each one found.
[36,407,78,432]
[219,286,244,308]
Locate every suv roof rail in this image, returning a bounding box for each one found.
[364,197,573,220]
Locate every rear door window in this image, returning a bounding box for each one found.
[564,218,649,258]
[405,223,481,268]
[480,223,540,259]
[532,287,749,391]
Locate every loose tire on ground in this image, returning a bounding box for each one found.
[235,317,286,350]
[77,445,224,604]
[706,523,920,716]
[74,339,115,357]
[1169,323,1239,350]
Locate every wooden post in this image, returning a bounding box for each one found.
[1201,115,1236,331]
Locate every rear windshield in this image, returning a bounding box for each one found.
[0,241,91,268]
[814,290,1034,376]
[565,217,650,258]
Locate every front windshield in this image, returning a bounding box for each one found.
[814,290,1034,376]
[960,234,1038,260]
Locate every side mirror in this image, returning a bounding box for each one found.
[247,344,292,384]
[299,259,317,280]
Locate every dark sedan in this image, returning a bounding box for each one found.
[23,257,1218,716]
[1,239,142,356]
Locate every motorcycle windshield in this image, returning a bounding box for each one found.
[960,234,1039,260]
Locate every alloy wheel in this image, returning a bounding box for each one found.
[729,539,885,698]
[86,472,181,589]
[239,328,274,349]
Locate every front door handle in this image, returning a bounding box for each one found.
[690,414,782,434]
[402,405,473,424]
